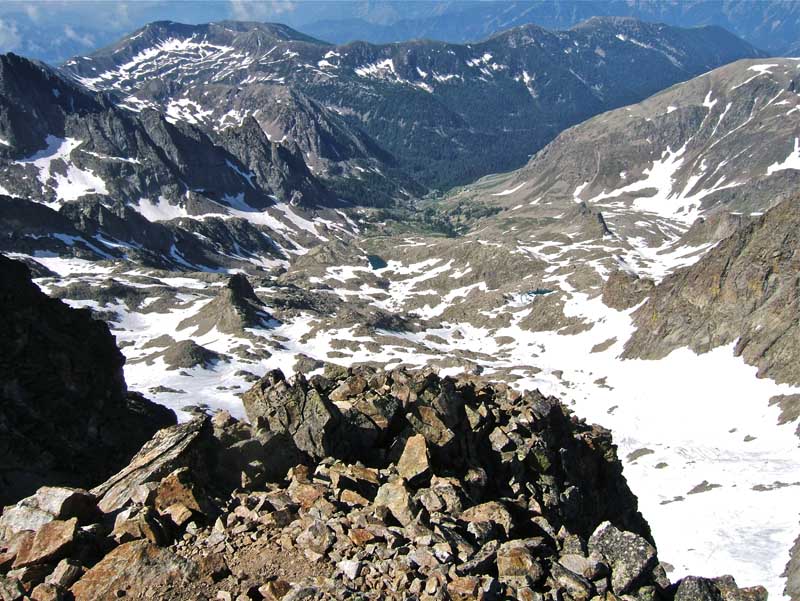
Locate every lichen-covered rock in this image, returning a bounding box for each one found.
[242,370,342,460]
[588,521,657,594]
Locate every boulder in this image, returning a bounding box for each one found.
[30,582,66,601]
[154,467,215,519]
[91,417,212,513]
[397,434,431,486]
[13,518,77,568]
[70,540,198,600]
[674,576,724,601]
[550,562,594,600]
[0,487,97,537]
[112,506,171,546]
[0,574,26,601]
[559,552,608,581]
[496,540,542,590]
[374,479,417,527]
[588,521,657,594]
[0,530,34,570]
[45,558,84,589]
[242,370,342,459]
[460,501,514,538]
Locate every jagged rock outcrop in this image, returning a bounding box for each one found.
[177,273,275,337]
[0,255,175,506]
[624,196,800,384]
[602,270,655,311]
[0,365,768,600]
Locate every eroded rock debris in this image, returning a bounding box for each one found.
[0,366,767,601]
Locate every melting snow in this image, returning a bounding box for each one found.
[16,135,108,206]
[767,137,800,175]
[491,182,526,196]
[133,197,188,222]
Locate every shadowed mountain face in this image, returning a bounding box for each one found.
[60,18,764,192]
[0,254,175,505]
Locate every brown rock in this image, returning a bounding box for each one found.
[46,558,84,589]
[287,481,325,509]
[92,417,211,514]
[447,575,480,600]
[0,530,34,570]
[551,562,593,601]
[30,582,65,601]
[340,489,370,507]
[155,467,211,517]
[70,540,197,600]
[497,540,542,589]
[197,552,230,583]
[348,528,377,546]
[397,434,431,486]
[112,506,171,546]
[162,503,194,528]
[0,487,96,538]
[374,479,417,526]
[259,579,292,600]
[460,501,514,537]
[13,518,77,568]
[6,563,53,589]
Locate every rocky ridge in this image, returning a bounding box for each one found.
[0,363,768,601]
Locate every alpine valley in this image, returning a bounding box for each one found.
[1,13,799,601]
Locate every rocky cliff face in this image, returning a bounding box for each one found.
[624,195,800,385]
[0,255,175,506]
[0,365,767,601]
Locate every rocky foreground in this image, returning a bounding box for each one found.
[0,363,767,601]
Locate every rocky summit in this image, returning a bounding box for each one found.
[0,362,767,601]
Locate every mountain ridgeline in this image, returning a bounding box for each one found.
[60,18,764,193]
